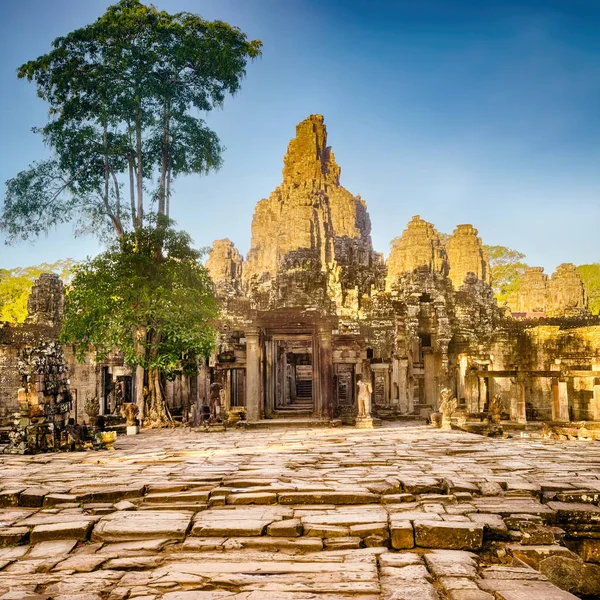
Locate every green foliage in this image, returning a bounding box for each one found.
[0,259,75,323]
[576,263,600,316]
[60,226,218,376]
[484,245,528,304]
[2,0,262,242]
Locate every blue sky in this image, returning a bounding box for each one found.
[1,0,600,273]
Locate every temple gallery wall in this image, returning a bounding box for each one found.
[2,115,600,432]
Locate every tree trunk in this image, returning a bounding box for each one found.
[158,98,170,216]
[133,325,147,422]
[146,367,172,427]
[135,93,144,229]
[128,157,136,230]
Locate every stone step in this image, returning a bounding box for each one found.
[246,418,336,429]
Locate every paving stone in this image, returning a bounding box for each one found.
[52,555,107,572]
[18,488,49,508]
[415,520,483,550]
[226,492,277,505]
[42,494,78,507]
[424,549,478,578]
[390,520,414,549]
[92,510,192,542]
[0,527,29,545]
[71,485,146,503]
[278,491,379,505]
[323,536,361,550]
[506,545,581,570]
[113,500,137,511]
[468,513,508,538]
[546,501,600,523]
[267,518,303,537]
[30,520,93,543]
[28,539,78,558]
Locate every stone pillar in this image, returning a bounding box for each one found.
[424,353,435,407]
[398,358,409,413]
[224,370,232,414]
[478,377,487,412]
[592,360,600,422]
[513,373,527,424]
[265,339,275,416]
[391,358,400,408]
[318,328,334,419]
[551,362,569,421]
[245,327,261,422]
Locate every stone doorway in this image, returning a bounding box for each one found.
[268,335,316,417]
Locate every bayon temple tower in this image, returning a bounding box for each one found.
[205,115,600,426]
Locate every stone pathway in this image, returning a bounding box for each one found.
[0,423,599,598]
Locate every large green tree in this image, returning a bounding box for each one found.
[0,260,76,323]
[577,263,600,316]
[2,0,262,241]
[61,227,218,425]
[484,245,528,304]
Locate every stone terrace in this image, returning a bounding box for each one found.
[0,424,599,599]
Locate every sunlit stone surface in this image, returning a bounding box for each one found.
[0,424,596,598]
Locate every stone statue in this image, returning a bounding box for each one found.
[488,393,504,424]
[356,376,373,419]
[438,388,458,430]
[120,402,139,426]
[210,382,223,420]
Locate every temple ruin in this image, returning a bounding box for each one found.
[205,114,600,431]
[1,114,600,436]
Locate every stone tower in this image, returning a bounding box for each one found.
[206,239,244,297]
[446,224,490,289]
[507,267,548,314]
[386,216,448,289]
[25,273,65,327]
[547,263,588,317]
[242,115,380,309]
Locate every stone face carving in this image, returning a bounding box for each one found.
[547,263,588,317]
[25,273,65,327]
[206,239,244,297]
[507,267,548,314]
[446,224,490,289]
[386,216,448,290]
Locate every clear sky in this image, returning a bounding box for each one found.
[1,0,600,273]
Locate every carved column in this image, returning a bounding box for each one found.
[265,339,275,416]
[513,372,527,424]
[318,327,334,419]
[245,327,261,422]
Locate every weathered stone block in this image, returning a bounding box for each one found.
[390,520,414,549]
[414,520,483,550]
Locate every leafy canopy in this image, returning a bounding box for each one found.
[2,0,262,242]
[60,226,219,374]
[0,260,76,323]
[484,245,528,304]
[577,263,600,316]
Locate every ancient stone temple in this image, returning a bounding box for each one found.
[206,114,600,427]
[2,115,600,433]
